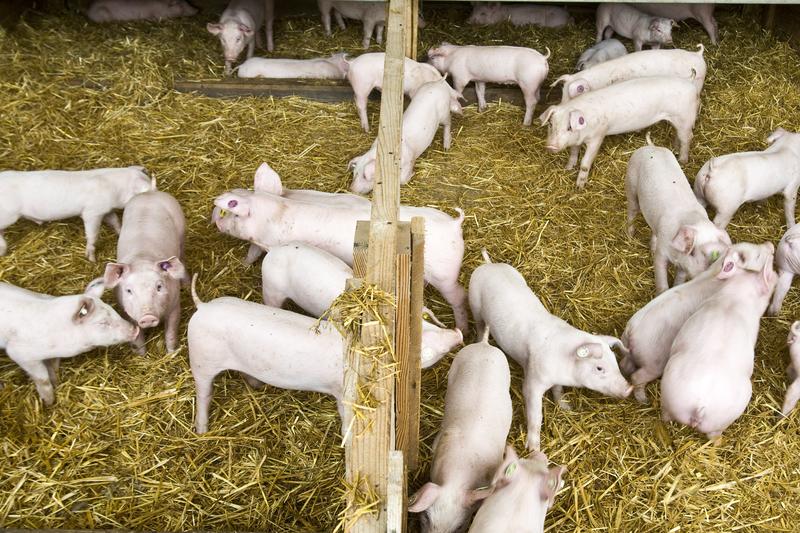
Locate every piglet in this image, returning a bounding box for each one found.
[318,0,426,47]
[694,128,800,229]
[237,53,349,79]
[637,3,717,44]
[0,280,138,405]
[468,447,565,533]
[349,78,463,193]
[86,0,197,22]
[596,3,675,51]
[540,76,699,188]
[0,166,155,261]
[207,0,273,75]
[626,137,731,293]
[261,242,462,367]
[783,321,800,416]
[409,329,512,532]
[768,222,800,316]
[621,242,774,403]
[469,250,632,451]
[346,52,442,131]
[660,246,777,441]
[427,43,549,127]
[102,191,188,353]
[468,3,573,28]
[576,39,627,70]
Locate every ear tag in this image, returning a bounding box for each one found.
[79,306,88,317]
[219,209,227,218]
[576,346,590,358]
[505,462,517,478]
[710,250,720,261]
[548,478,557,490]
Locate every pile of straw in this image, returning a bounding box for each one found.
[1,4,799,531]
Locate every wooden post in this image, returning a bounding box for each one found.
[386,451,405,533]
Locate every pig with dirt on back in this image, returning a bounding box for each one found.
[207,0,274,75]
[427,43,549,127]
[408,329,512,533]
[0,166,155,261]
[86,0,197,22]
[596,3,675,51]
[237,53,349,79]
[469,250,632,451]
[637,3,718,44]
[468,3,573,28]
[626,137,731,293]
[0,280,138,405]
[660,245,777,441]
[102,191,188,354]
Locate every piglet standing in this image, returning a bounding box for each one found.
[0,166,155,261]
[261,242,463,367]
[86,0,198,22]
[469,250,632,451]
[349,78,463,193]
[637,3,717,44]
[317,0,387,48]
[102,191,188,353]
[768,222,800,316]
[237,53,349,79]
[0,280,138,405]
[596,3,675,51]
[207,0,273,75]
[625,136,731,293]
[621,243,775,403]
[540,76,699,188]
[694,128,800,229]
[468,3,573,28]
[408,329,512,533]
[660,245,777,441]
[427,43,549,126]
[575,39,627,70]
[468,447,565,533]
[783,321,800,416]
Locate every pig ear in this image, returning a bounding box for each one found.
[759,262,775,295]
[539,106,556,126]
[539,466,566,506]
[214,194,251,217]
[408,482,441,513]
[766,128,787,145]
[576,343,603,359]
[488,445,520,491]
[464,485,494,506]
[598,335,630,357]
[238,23,253,35]
[207,22,222,35]
[568,79,589,98]
[72,297,96,324]
[670,226,696,254]
[84,277,106,298]
[569,110,586,131]
[103,263,129,289]
[157,256,186,280]
[254,162,284,195]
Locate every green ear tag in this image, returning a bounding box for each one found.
[710,250,720,261]
[219,209,227,218]
[505,462,517,478]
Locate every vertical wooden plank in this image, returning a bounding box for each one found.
[411,0,419,59]
[394,223,413,466]
[353,221,370,278]
[386,451,405,533]
[406,217,425,471]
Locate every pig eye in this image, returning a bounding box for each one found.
[126,288,133,295]
[596,366,604,372]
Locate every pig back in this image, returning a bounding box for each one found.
[117,191,185,263]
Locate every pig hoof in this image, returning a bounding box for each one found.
[558,400,573,412]
[634,390,649,405]
[525,435,541,451]
[134,345,146,356]
[86,250,96,262]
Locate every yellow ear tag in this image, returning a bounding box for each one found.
[219,209,227,218]
[710,250,720,261]
[505,462,517,478]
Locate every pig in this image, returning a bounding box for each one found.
[0,166,155,261]
[626,137,731,293]
[261,242,463,367]
[596,3,675,51]
[783,321,800,416]
[637,3,718,45]
[318,0,425,47]
[468,447,565,533]
[556,45,706,103]
[207,0,274,76]
[468,3,573,28]
[540,75,700,188]
[349,78,464,193]
[86,0,198,22]
[693,128,800,230]
[212,162,470,333]
[660,246,777,441]
[102,191,188,353]
[768,222,800,316]
[346,52,443,132]
[469,250,632,451]
[427,43,550,127]
[237,53,349,79]
[576,38,627,70]
[408,328,512,532]
[620,242,775,403]
[0,280,139,405]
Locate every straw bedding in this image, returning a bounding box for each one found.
[1,3,799,531]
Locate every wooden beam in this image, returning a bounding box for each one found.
[394,223,413,466]
[386,451,405,533]
[406,216,425,470]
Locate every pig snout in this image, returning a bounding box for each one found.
[138,314,160,328]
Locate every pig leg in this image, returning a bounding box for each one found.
[165,304,181,353]
[673,269,687,286]
[241,372,266,389]
[436,279,469,334]
[45,358,60,387]
[654,249,670,294]
[224,61,233,76]
[625,185,640,237]
[783,377,800,416]
[630,367,660,404]
[523,377,547,451]
[783,186,798,227]
[15,357,55,406]
[670,119,694,164]
[576,137,604,188]
[550,385,571,411]
[262,287,288,308]
[247,38,256,59]
[475,81,487,112]
[355,90,370,132]
[634,39,643,52]
[699,14,718,45]
[767,270,795,316]
[375,23,384,45]
[103,212,121,233]
[132,327,147,355]
[566,146,580,170]
[361,20,376,49]
[335,11,346,29]
[194,375,214,434]
[519,82,538,127]
[712,209,734,230]
[321,7,332,35]
[265,0,274,52]
[82,212,104,262]
[0,229,7,256]
[244,243,265,265]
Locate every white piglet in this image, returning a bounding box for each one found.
[102,191,188,353]
[783,321,800,416]
[427,43,550,126]
[540,76,700,188]
[637,3,718,44]
[469,251,632,451]
[626,138,731,293]
[468,3,573,28]
[596,3,675,51]
[408,330,512,533]
[768,223,800,316]
[86,0,198,22]
[261,242,463,367]
[694,128,800,229]
[237,53,349,79]
[318,0,424,48]
[0,280,138,405]
[0,166,155,261]
[207,0,273,75]
[575,39,627,71]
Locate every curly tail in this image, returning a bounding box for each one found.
[481,248,493,264]
[191,273,204,308]
[481,325,491,344]
[645,132,653,146]
[453,207,465,224]
[550,74,570,88]
[696,43,705,55]
[543,46,551,60]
